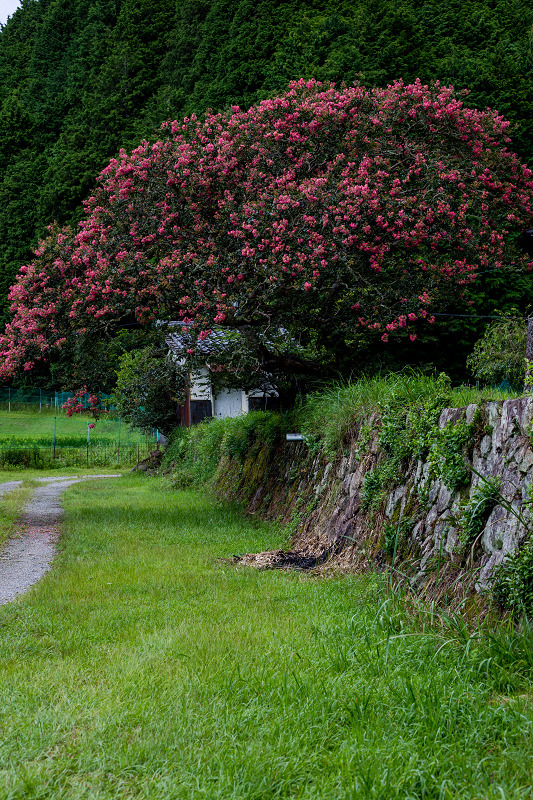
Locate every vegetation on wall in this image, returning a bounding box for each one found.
[164,372,515,489]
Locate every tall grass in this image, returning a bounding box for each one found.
[0,475,531,798]
[299,372,518,456]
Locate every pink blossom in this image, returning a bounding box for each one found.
[1,77,532,378]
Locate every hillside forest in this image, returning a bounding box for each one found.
[1,0,533,388]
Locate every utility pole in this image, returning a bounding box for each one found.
[53,394,57,459]
[525,315,533,394]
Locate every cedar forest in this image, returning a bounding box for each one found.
[1,0,533,393]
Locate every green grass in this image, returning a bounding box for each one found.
[0,467,125,482]
[300,373,519,456]
[0,481,38,547]
[0,475,532,797]
[0,410,154,446]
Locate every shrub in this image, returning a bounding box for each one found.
[493,538,533,618]
[467,313,526,387]
[163,412,289,488]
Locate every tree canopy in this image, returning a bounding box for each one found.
[2,0,533,355]
[2,79,532,391]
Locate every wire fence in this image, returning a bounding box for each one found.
[0,388,115,413]
[0,387,161,469]
[0,442,155,469]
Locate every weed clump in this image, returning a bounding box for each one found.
[457,477,502,551]
[493,538,533,617]
[163,412,290,488]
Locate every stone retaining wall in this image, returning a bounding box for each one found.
[241,397,533,595]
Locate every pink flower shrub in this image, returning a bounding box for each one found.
[1,78,533,377]
[62,386,108,422]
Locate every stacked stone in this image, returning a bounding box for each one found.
[292,398,533,594]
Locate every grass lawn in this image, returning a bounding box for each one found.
[0,481,38,547]
[0,410,153,444]
[0,474,532,798]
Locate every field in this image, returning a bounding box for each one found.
[0,409,157,469]
[0,409,151,444]
[0,473,532,799]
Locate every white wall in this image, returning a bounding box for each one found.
[190,367,212,401]
[213,389,248,418]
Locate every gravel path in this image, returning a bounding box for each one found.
[0,475,120,605]
[0,480,22,498]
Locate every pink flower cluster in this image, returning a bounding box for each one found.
[1,78,533,376]
[62,386,107,421]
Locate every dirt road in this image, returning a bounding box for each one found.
[0,475,120,605]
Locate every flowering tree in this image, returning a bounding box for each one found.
[1,78,533,385]
[62,386,109,431]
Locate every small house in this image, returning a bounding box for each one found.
[167,325,278,426]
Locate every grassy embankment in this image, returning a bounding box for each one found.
[0,472,532,798]
[164,373,520,487]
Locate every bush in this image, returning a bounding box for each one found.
[493,537,533,617]
[113,345,186,435]
[163,412,289,488]
[467,313,526,387]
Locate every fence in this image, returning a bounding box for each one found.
[0,442,155,469]
[0,387,161,469]
[0,388,114,413]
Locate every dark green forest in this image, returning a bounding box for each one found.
[1,0,533,381]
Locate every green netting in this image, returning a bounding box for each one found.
[0,388,114,410]
[0,388,162,469]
